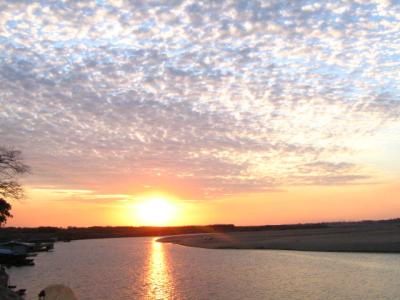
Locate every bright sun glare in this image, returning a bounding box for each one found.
[135,197,177,226]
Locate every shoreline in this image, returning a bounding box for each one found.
[0,268,23,300]
[0,287,23,300]
[158,222,400,253]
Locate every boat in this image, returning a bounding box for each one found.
[0,248,35,266]
[0,240,54,253]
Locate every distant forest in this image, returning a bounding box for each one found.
[1,218,399,242]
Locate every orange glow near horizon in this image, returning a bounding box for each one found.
[5,181,400,227]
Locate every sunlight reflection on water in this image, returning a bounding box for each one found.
[145,239,175,300]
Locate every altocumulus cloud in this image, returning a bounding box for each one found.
[0,0,399,198]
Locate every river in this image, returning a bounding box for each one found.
[7,237,400,300]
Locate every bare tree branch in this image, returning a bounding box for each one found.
[0,146,30,225]
[0,181,24,200]
[0,147,30,180]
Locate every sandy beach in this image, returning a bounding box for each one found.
[158,222,400,253]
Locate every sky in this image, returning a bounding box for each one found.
[0,0,399,227]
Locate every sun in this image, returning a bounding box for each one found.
[135,197,177,226]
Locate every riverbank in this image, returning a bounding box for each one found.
[0,287,23,300]
[2,219,398,244]
[0,267,23,300]
[158,221,400,252]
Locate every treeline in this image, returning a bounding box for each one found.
[1,218,398,242]
[0,223,329,242]
[0,223,327,242]
[0,224,237,242]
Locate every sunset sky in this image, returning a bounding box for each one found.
[1,0,399,227]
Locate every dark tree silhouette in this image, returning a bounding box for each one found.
[0,147,30,225]
[0,198,12,225]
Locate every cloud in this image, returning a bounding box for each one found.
[298,161,357,174]
[1,0,399,199]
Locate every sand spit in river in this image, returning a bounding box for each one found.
[158,222,400,253]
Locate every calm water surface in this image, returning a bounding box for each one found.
[8,237,400,300]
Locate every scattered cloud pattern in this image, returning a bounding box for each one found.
[1,0,399,198]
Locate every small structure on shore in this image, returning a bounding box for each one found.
[0,242,33,255]
[0,241,54,253]
[0,240,55,266]
[0,248,34,266]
